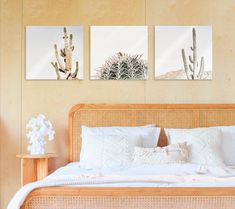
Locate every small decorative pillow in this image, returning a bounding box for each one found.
[80,134,142,169]
[132,142,189,165]
[165,127,224,166]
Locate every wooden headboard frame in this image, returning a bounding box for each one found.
[68,104,235,162]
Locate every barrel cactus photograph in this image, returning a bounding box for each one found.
[95,52,147,80]
[90,26,148,80]
[155,26,212,80]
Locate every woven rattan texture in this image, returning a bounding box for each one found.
[71,108,235,161]
[24,196,235,209]
[199,110,235,127]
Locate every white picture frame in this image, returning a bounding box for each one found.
[90,26,148,80]
[26,26,83,80]
[155,26,212,80]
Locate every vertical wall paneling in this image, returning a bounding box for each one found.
[0,0,22,208]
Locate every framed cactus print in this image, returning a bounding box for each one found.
[26,26,83,80]
[90,26,148,80]
[155,26,212,80]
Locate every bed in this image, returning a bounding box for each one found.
[16,104,235,208]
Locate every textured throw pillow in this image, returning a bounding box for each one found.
[132,142,189,165]
[165,127,224,166]
[80,134,142,169]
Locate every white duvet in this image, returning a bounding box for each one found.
[8,163,235,209]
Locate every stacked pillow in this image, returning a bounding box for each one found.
[79,124,235,169]
[80,125,161,169]
[165,127,224,166]
[166,126,235,167]
[213,126,235,166]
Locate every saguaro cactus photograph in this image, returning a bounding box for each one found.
[90,26,148,80]
[155,26,212,80]
[182,28,207,80]
[26,26,83,80]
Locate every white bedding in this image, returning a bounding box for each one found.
[8,163,235,209]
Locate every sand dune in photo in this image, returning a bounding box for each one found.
[155,69,212,80]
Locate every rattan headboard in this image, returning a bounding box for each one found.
[68,104,235,162]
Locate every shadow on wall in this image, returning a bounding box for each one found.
[0,120,21,208]
[48,126,69,174]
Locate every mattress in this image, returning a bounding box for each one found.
[46,162,235,186]
[8,163,235,209]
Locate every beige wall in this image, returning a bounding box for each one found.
[1,0,235,208]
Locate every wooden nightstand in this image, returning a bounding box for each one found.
[16,153,57,186]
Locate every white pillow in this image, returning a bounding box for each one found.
[165,127,224,166]
[81,125,161,148]
[133,142,189,165]
[212,125,235,166]
[80,125,161,168]
[80,134,142,169]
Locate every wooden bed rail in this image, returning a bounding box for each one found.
[23,187,235,198]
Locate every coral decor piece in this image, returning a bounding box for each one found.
[51,27,79,80]
[26,114,55,155]
[181,28,205,80]
[95,52,147,80]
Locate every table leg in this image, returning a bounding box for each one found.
[36,158,48,180]
[21,158,37,186]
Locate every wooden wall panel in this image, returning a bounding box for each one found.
[0,0,22,208]
[145,0,235,103]
[21,0,146,173]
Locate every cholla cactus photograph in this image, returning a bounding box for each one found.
[26,26,83,80]
[95,52,147,80]
[155,26,212,80]
[51,27,79,80]
[26,114,55,155]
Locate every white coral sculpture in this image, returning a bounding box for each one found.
[26,114,55,155]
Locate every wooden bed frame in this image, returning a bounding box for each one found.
[21,104,235,209]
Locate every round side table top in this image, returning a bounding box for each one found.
[16,153,57,159]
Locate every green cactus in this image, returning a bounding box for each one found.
[181,28,205,80]
[95,52,147,80]
[51,27,79,80]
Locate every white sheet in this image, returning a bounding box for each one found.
[8,163,235,209]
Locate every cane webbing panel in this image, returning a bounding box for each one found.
[24,196,235,209]
[70,104,235,162]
